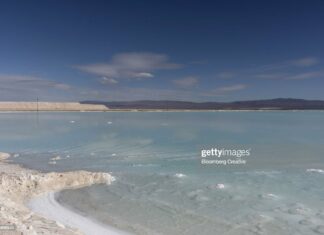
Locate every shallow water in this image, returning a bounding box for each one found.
[1,111,324,234]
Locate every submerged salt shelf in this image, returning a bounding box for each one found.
[1,111,324,234]
[57,170,324,235]
[28,192,131,235]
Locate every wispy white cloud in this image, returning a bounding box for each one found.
[0,74,70,90]
[133,72,154,78]
[75,52,181,81]
[215,84,247,92]
[202,84,248,97]
[222,56,321,82]
[285,71,323,80]
[0,74,73,101]
[100,77,118,84]
[242,56,320,74]
[255,71,324,80]
[53,83,71,90]
[172,76,198,88]
[254,73,287,80]
[213,57,318,81]
[78,87,200,101]
[290,57,319,67]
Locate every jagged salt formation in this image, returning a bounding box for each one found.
[0,152,113,235]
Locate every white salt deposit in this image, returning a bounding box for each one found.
[306,169,324,174]
[174,173,186,178]
[215,183,225,189]
[51,156,61,161]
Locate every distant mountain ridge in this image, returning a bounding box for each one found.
[81,98,324,110]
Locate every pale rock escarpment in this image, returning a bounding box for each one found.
[0,102,109,111]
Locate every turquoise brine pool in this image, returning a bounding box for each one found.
[1,111,324,234]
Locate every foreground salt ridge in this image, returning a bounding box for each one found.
[0,152,113,235]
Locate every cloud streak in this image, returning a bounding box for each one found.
[201,84,248,97]
[220,56,321,82]
[291,57,319,67]
[0,74,73,101]
[255,71,324,80]
[100,77,118,84]
[172,76,198,88]
[216,84,247,92]
[216,72,235,79]
[76,52,181,81]
[0,75,71,90]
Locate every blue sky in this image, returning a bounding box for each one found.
[0,0,324,101]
